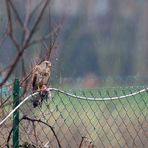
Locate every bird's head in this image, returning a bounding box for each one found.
[42,60,52,68]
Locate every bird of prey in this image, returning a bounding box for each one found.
[32,60,52,92]
[32,61,52,107]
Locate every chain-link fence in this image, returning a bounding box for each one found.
[0,84,148,148]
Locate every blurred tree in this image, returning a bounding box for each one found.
[57,0,138,79]
[135,1,148,78]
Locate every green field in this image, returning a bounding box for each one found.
[1,86,148,147]
[37,86,148,147]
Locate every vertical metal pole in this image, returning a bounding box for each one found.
[13,78,20,148]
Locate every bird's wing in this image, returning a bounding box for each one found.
[44,66,51,85]
[32,65,41,91]
[43,73,50,85]
[32,73,37,91]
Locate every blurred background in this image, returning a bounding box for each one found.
[0,1,148,147]
[0,0,148,88]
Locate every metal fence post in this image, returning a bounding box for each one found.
[13,78,20,148]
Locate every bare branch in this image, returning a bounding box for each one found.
[0,22,8,49]
[43,19,64,60]
[7,0,23,28]
[6,0,20,50]
[6,0,27,82]
[0,45,27,87]
[6,116,62,148]
[6,0,12,34]
[22,0,50,48]
[0,0,50,87]
[24,0,46,28]
[27,24,61,48]
[9,34,20,50]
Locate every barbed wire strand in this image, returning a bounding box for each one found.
[0,87,148,126]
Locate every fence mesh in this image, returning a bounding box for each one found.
[0,86,148,148]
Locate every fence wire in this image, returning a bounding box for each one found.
[0,86,148,148]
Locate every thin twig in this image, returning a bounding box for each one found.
[6,0,20,50]
[6,116,62,148]
[0,49,25,87]
[23,116,62,148]
[42,18,64,60]
[6,0,12,34]
[0,22,8,49]
[22,0,50,48]
[25,0,47,28]
[79,137,85,148]
[7,0,23,28]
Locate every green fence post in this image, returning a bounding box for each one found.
[13,78,20,148]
